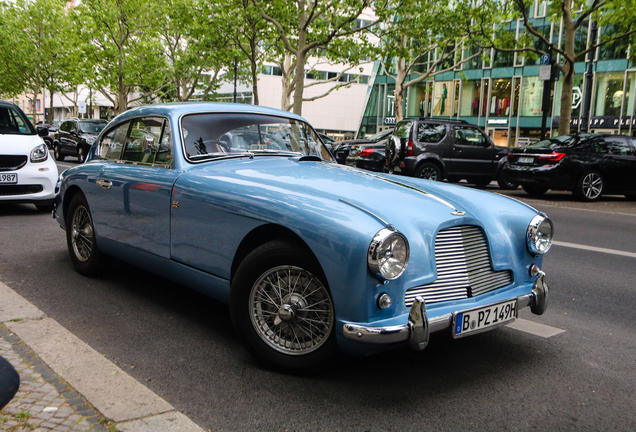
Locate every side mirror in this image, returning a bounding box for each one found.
[37,127,49,137]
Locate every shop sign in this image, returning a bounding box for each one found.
[487,119,508,125]
[384,117,396,125]
[558,116,636,128]
[572,87,582,109]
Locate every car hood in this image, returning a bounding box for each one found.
[184,157,538,238]
[0,134,46,154]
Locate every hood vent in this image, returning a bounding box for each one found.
[405,226,513,307]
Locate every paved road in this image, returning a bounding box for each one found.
[1,166,635,431]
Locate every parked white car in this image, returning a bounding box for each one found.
[0,100,58,211]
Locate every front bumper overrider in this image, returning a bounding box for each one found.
[343,271,549,351]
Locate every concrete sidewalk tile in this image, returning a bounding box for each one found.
[0,280,45,321]
[6,317,174,423]
[117,411,206,432]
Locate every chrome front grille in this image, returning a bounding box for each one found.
[405,226,513,307]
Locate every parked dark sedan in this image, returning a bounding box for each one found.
[503,134,636,201]
[345,140,387,172]
[332,130,393,165]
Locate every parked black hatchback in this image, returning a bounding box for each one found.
[503,134,636,201]
[53,119,108,163]
[385,118,516,189]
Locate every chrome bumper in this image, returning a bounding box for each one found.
[343,272,549,351]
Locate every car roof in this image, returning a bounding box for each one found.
[111,102,307,125]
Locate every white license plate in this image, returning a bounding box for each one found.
[518,157,534,163]
[452,300,517,338]
[0,173,17,184]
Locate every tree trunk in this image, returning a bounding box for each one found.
[251,39,259,105]
[281,55,293,111]
[49,89,54,123]
[394,54,407,122]
[558,6,576,136]
[292,1,307,116]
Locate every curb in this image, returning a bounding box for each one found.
[0,281,205,432]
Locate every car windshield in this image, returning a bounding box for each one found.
[79,121,107,135]
[525,134,595,150]
[181,113,334,162]
[0,105,36,135]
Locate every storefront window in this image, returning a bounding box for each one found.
[460,80,482,116]
[407,83,428,117]
[432,81,452,116]
[384,84,396,119]
[511,77,521,116]
[520,76,544,116]
[488,78,512,116]
[593,72,624,117]
[623,71,636,118]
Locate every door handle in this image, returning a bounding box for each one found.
[96,179,112,190]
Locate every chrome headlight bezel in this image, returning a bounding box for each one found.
[527,214,553,255]
[30,143,49,163]
[368,228,410,280]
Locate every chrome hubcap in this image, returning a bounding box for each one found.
[249,266,334,355]
[71,205,93,262]
[582,173,602,199]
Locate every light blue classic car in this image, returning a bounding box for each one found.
[54,103,553,373]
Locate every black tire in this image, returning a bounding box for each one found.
[625,193,636,201]
[414,162,442,181]
[471,178,491,188]
[522,185,548,197]
[77,146,86,163]
[575,170,604,202]
[65,193,110,276]
[54,144,65,161]
[497,172,519,190]
[230,240,338,374]
[35,203,54,212]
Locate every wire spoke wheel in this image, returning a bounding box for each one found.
[582,172,603,200]
[249,265,334,356]
[71,205,94,262]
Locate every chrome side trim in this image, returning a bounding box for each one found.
[340,199,391,228]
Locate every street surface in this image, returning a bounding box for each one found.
[1,156,635,431]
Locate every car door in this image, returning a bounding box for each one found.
[450,126,498,177]
[593,137,636,192]
[57,121,72,154]
[90,116,181,258]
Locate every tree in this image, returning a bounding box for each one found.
[479,0,636,135]
[0,0,75,123]
[374,0,497,122]
[75,0,167,114]
[253,0,381,115]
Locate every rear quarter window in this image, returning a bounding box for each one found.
[416,123,446,143]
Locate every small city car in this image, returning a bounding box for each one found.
[0,100,58,211]
[504,134,636,201]
[55,103,553,373]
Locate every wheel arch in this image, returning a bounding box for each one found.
[230,224,324,283]
[61,185,85,227]
[413,154,446,178]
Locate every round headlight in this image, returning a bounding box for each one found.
[368,228,410,280]
[30,143,49,163]
[527,215,553,255]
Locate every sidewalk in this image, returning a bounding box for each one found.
[0,281,205,432]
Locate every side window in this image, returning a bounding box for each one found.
[60,121,69,132]
[70,121,78,132]
[603,137,632,155]
[454,127,486,147]
[122,117,166,165]
[96,122,130,161]
[155,121,173,167]
[416,123,446,143]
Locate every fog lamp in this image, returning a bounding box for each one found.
[377,293,392,310]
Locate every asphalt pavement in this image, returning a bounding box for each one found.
[1,172,636,431]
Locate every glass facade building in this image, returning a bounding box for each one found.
[358,14,636,147]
